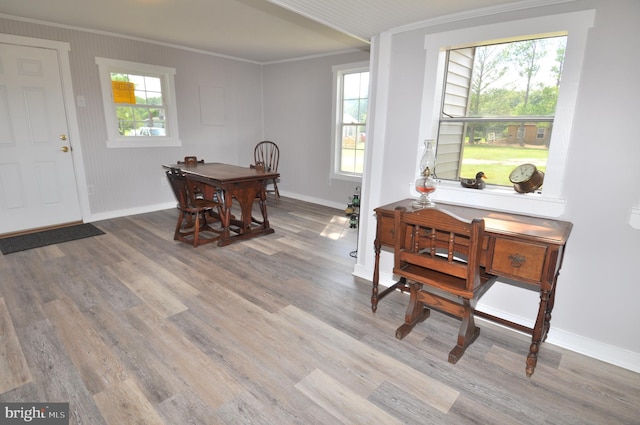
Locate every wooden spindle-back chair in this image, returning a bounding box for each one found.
[253,141,280,202]
[393,206,497,363]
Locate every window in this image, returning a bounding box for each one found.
[95,58,180,148]
[536,128,546,139]
[437,36,566,187]
[420,10,595,216]
[332,62,369,180]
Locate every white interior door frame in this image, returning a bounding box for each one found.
[0,33,90,226]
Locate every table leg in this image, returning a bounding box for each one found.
[543,283,557,343]
[371,240,408,313]
[371,242,382,312]
[217,181,273,246]
[543,252,563,343]
[526,288,550,377]
[258,186,269,229]
[527,247,565,376]
[218,190,233,245]
[237,182,268,232]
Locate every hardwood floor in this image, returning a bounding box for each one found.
[1,197,638,424]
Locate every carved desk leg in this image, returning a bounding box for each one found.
[526,288,550,377]
[543,251,563,343]
[371,241,381,312]
[527,247,565,375]
[543,283,557,342]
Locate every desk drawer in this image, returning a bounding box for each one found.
[490,238,547,283]
[376,214,396,246]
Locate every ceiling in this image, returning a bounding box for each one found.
[0,0,529,63]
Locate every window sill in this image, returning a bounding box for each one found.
[330,172,363,183]
[413,180,566,218]
[106,137,182,148]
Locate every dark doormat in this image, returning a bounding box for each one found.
[0,223,105,255]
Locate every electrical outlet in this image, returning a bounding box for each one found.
[87,184,94,196]
[160,176,167,186]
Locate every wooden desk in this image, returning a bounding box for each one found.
[164,162,279,246]
[372,199,572,376]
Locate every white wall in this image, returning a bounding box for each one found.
[262,51,370,208]
[0,17,264,219]
[0,16,368,216]
[356,0,640,372]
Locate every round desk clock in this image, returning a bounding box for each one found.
[509,163,544,193]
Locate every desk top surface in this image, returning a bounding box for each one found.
[163,162,279,183]
[375,198,572,245]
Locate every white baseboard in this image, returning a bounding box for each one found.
[278,190,345,210]
[546,326,640,374]
[476,304,640,374]
[354,267,640,374]
[85,201,175,223]
[84,192,343,225]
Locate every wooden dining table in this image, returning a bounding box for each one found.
[163,162,280,246]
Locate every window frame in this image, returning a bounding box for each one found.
[95,57,181,148]
[436,35,565,184]
[419,10,594,217]
[331,61,369,182]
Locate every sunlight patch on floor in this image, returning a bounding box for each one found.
[320,215,352,240]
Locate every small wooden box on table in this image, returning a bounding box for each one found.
[372,198,572,376]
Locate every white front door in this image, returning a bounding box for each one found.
[0,42,82,235]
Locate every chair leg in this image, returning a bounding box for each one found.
[396,282,430,339]
[174,210,187,242]
[193,210,217,246]
[273,179,280,203]
[192,211,201,247]
[448,299,480,364]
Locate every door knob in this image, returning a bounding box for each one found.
[59,134,67,141]
[61,146,69,152]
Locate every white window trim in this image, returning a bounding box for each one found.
[95,57,181,148]
[419,10,595,217]
[330,61,369,182]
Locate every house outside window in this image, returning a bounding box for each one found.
[536,128,546,139]
[331,61,369,180]
[96,58,180,148]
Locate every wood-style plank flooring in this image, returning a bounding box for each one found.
[1,197,638,424]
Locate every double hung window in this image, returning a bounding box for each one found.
[96,58,180,148]
[420,10,594,215]
[436,36,567,187]
[332,62,369,180]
